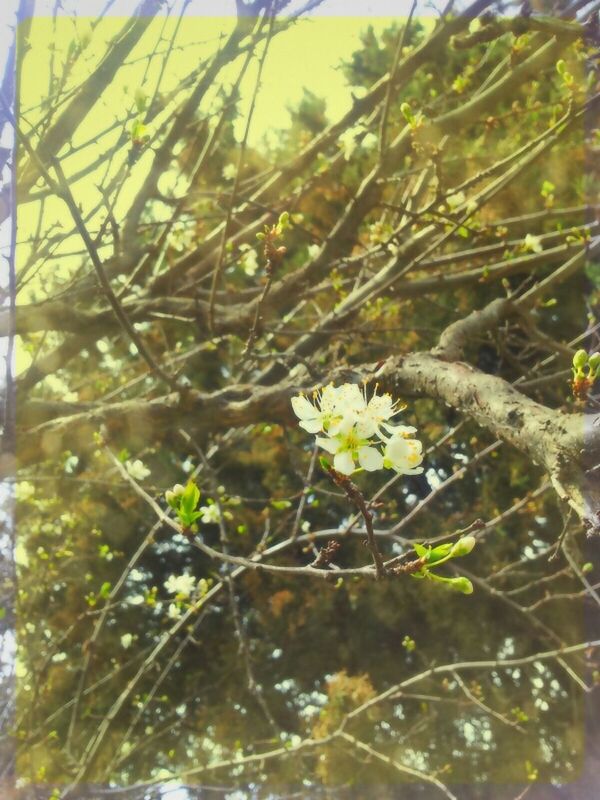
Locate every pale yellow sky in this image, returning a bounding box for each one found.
[16,14,405,374]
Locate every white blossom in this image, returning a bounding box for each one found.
[222,162,237,181]
[125,459,151,481]
[128,594,145,605]
[292,383,423,477]
[168,603,182,620]
[383,433,424,475]
[317,415,384,475]
[199,504,221,524]
[524,233,543,254]
[51,652,67,663]
[338,125,376,161]
[164,573,197,598]
[239,244,259,276]
[121,633,133,649]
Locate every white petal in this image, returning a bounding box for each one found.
[291,395,317,421]
[340,384,366,412]
[316,436,339,455]
[334,451,355,475]
[320,385,339,413]
[335,413,356,436]
[355,418,377,438]
[358,446,383,471]
[299,418,323,434]
[382,423,417,436]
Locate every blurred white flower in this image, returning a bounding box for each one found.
[524,233,543,253]
[338,125,375,161]
[51,652,67,663]
[168,603,182,620]
[222,163,237,181]
[125,459,151,481]
[128,594,145,606]
[164,573,196,598]
[239,245,259,276]
[199,504,221,524]
[121,633,133,649]
[307,243,321,259]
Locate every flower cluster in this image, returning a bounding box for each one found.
[291,383,424,477]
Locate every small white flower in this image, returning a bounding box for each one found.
[524,233,543,254]
[125,459,151,481]
[167,603,182,620]
[121,633,133,649]
[51,652,67,663]
[164,573,197,598]
[292,382,424,478]
[317,415,383,476]
[355,392,406,438]
[222,163,237,181]
[199,504,221,525]
[383,434,424,475]
[128,594,145,606]
[307,243,321,259]
[239,247,259,276]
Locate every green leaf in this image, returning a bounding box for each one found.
[413,543,429,558]
[99,581,112,599]
[427,543,453,563]
[181,482,200,515]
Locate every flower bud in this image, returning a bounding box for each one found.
[400,102,414,123]
[165,490,177,507]
[588,353,600,373]
[573,349,588,370]
[451,535,476,557]
[172,483,185,496]
[450,576,474,595]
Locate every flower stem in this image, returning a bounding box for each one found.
[323,464,386,580]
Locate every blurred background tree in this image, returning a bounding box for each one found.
[3,0,600,797]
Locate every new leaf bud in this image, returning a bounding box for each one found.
[451,535,477,557]
[573,349,588,370]
[450,576,474,595]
